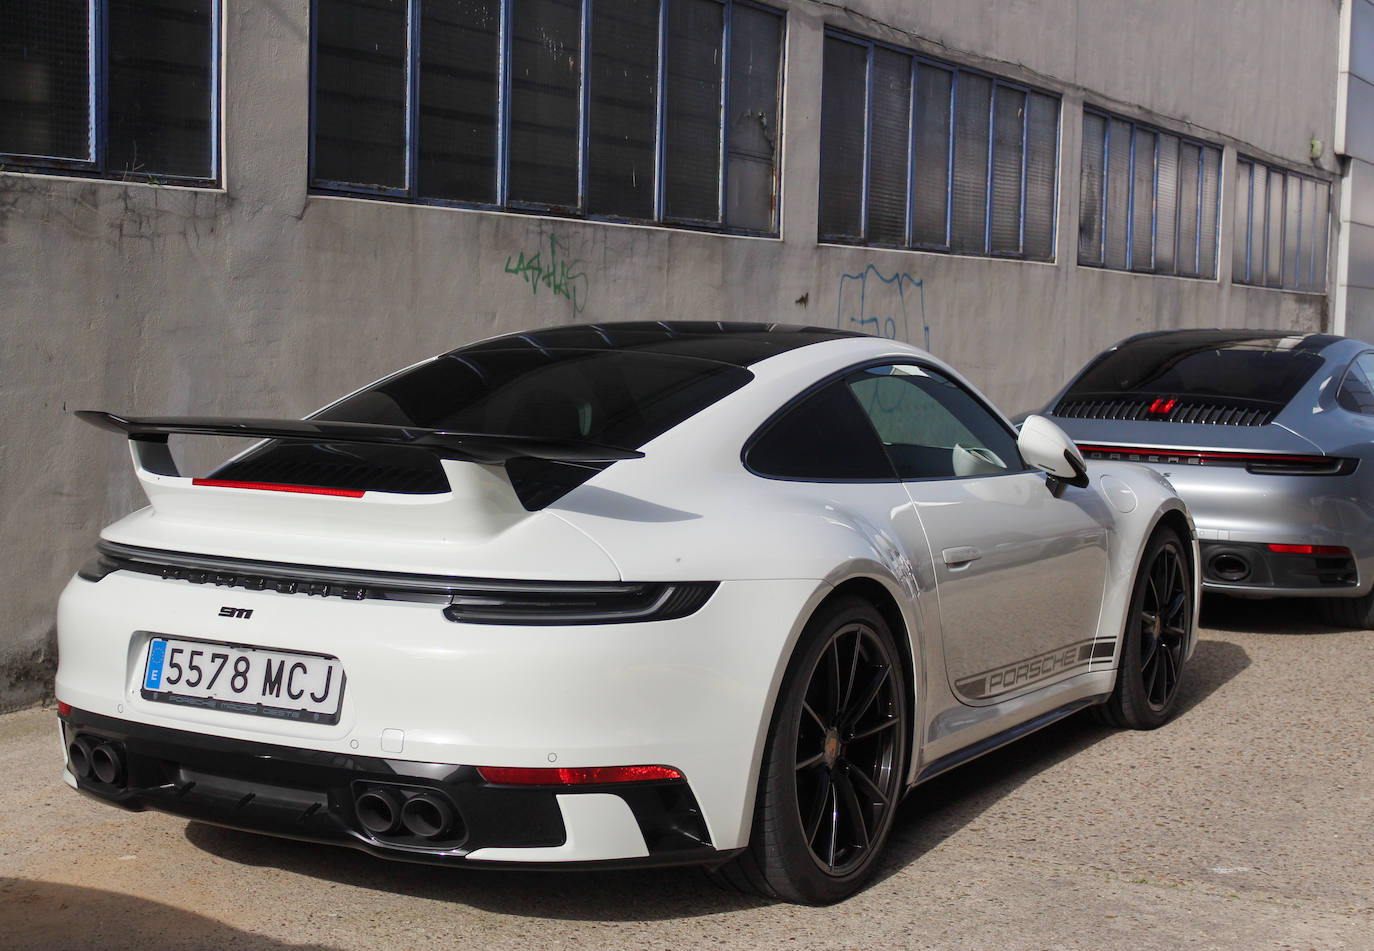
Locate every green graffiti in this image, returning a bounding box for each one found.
[504,233,589,315]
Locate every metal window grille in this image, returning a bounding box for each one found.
[1077,107,1219,280]
[1232,158,1329,293]
[0,0,219,183]
[309,0,784,235]
[817,29,1059,262]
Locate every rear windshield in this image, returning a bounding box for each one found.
[214,348,752,507]
[1063,334,1325,406]
[318,348,752,444]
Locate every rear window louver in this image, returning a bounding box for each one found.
[1053,398,1275,427]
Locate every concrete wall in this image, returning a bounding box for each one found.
[0,0,1340,708]
[1338,0,1374,340]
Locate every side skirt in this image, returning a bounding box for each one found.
[911,696,1106,786]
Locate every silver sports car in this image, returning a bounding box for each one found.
[1042,329,1374,627]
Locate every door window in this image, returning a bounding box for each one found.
[847,365,1023,480]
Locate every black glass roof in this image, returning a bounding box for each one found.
[455,321,863,367]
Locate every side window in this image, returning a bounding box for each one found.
[846,365,1023,479]
[746,382,895,481]
[1338,353,1374,415]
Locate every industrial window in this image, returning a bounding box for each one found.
[1078,110,1220,279]
[311,0,784,234]
[818,31,1060,261]
[0,0,219,183]
[1232,159,1329,293]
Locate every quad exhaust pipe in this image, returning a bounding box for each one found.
[400,793,456,840]
[354,785,459,841]
[355,789,403,835]
[68,735,127,788]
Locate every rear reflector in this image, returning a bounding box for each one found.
[476,765,683,786]
[191,478,365,498]
[57,701,72,717]
[1266,544,1351,556]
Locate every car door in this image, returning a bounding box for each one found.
[845,364,1112,705]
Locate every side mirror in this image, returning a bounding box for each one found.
[1018,415,1090,488]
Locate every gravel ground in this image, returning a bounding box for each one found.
[1,595,1370,950]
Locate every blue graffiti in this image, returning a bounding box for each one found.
[835,265,930,351]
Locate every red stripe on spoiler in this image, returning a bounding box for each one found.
[191,478,364,498]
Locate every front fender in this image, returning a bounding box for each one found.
[1090,462,1200,670]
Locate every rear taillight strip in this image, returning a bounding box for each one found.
[1077,444,1355,475]
[79,541,719,624]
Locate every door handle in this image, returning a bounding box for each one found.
[942,546,981,567]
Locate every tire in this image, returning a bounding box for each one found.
[1095,527,1193,730]
[1316,591,1374,629]
[713,596,909,904]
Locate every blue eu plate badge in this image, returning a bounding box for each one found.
[144,639,167,690]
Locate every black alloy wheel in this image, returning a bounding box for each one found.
[793,619,903,875]
[712,597,908,904]
[1097,527,1193,730]
[1139,538,1189,710]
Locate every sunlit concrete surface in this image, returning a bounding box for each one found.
[1,596,1369,950]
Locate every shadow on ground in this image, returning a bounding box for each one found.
[0,878,338,951]
[875,636,1250,884]
[1200,594,1347,636]
[184,640,1250,918]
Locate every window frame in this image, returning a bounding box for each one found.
[817,28,1061,262]
[1078,107,1221,280]
[743,359,1028,484]
[0,0,222,186]
[1232,156,1330,294]
[307,0,785,236]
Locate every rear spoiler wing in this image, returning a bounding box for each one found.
[76,411,643,476]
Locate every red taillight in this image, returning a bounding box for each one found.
[1266,543,1350,556]
[1148,397,1177,415]
[57,701,72,717]
[191,479,364,498]
[476,765,684,786]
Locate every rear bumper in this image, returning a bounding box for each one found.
[57,571,821,853]
[1199,541,1359,597]
[59,708,727,870]
[1081,457,1374,598]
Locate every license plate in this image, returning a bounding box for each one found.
[142,636,345,724]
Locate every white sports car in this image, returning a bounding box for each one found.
[57,322,1198,904]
